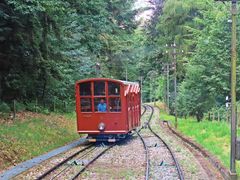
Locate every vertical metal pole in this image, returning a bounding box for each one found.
[230,0,237,175]
[126,67,128,81]
[167,64,170,113]
[173,41,178,128]
[150,81,152,102]
[140,76,143,104]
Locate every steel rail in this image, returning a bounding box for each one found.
[71,144,115,180]
[38,106,146,180]
[137,105,149,134]
[36,144,94,179]
[135,130,150,180]
[133,105,150,180]
[141,105,147,116]
[145,104,184,180]
[50,146,97,180]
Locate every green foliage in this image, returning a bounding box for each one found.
[25,102,38,112]
[176,2,232,120]
[41,108,50,115]
[0,0,139,107]
[1,0,236,121]
[0,102,11,113]
[15,101,26,112]
[149,0,236,120]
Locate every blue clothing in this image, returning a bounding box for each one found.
[97,103,107,112]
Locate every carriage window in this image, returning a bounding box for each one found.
[80,98,92,112]
[108,82,120,95]
[94,81,105,96]
[109,97,121,112]
[80,82,91,96]
[94,98,107,112]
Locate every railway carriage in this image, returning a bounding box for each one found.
[75,78,141,142]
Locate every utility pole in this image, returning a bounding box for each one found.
[165,42,180,128]
[147,71,158,103]
[167,64,170,112]
[150,81,152,102]
[163,63,170,113]
[173,41,178,129]
[214,0,237,177]
[125,67,128,81]
[140,76,143,104]
[230,0,237,176]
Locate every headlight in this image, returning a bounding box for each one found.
[98,122,105,131]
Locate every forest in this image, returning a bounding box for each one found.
[0,0,239,121]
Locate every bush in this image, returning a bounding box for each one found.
[16,101,26,112]
[0,102,11,113]
[25,102,39,112]
[41,108,50,115]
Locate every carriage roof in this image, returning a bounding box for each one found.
[76,78,139,86]
[76,78,140,95]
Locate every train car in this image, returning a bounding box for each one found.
[75,78,141,142]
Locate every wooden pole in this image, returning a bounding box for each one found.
[35,98,38,112]
[64,101,67,112]
[13,100,16,120]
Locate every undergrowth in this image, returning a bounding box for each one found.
[0,112,79,170]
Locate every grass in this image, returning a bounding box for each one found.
[159,110,240,175]
[0,112,79,170]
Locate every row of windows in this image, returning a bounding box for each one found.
[80,97,121,112]
[80,81,121,112]
[80,81,120,96]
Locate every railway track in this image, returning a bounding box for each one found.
[141,104,147,116]
[135,130,150,180]
[35,143,114,180]
[138,104,184,180]
[70,144,115,180]
[35,106,149,180]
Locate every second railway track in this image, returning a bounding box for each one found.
[138,104,184,180]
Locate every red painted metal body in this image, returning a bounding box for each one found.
[75,78,141,136]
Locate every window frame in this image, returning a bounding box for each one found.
[108,82,121,96]
[79,80,122,113]
[79,82,92,96]
[107,81,121,113]
[108,96,121,112]
[80,98,92,112]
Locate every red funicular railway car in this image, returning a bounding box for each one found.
[75,78,141,142]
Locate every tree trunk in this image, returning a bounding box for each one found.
[196,111,203,122]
